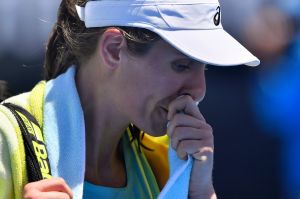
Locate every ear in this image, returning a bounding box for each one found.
[98,28,126,69]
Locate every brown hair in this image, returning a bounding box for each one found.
[44,0,160,80]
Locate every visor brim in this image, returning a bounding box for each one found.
[153,28,260,67]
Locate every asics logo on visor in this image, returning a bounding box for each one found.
[214,6,221,26]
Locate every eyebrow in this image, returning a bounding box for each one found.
[174,56,206,66]
[171,49,206,65]
[174,51,189,57]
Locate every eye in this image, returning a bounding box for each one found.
[171,60,192,73]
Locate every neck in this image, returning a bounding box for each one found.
[75,65,129,186]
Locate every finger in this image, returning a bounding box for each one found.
[170,126,213,150]
[167,114,211,138]
[24,178,73,199]
[35,192,71,199]
[176,140,213,160]
[192,147,214,162]
[42,178,73,199]
[23,190,71,199]
[177,148,188,160]
[167,95,204,121]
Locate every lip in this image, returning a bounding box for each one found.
[161,106,169,113]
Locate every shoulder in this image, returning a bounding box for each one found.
[0,80,47,166]
[0,80,46,198]
[0,103,26,198]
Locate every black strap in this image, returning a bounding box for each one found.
[2,103,51,182]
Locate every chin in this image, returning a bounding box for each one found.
[134,123,166,137]
[135,110,168,137]
[147,124,167,137]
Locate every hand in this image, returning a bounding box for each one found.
[23,177,73,199]
[167,94,216,199]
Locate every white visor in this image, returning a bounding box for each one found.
[76,0,260,66]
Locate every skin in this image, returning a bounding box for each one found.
[22,178,73,199]
[23,28,216,199]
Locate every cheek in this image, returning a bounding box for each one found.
[139,81,181,135]
[149,107,168,136]
[133,97,169,136]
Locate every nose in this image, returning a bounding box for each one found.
[180,66,206,102]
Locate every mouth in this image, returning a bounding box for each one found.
[159,107,169,133]
[160,107,169,126]
[161,106,168,114]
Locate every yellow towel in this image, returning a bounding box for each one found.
[0,81,45,199]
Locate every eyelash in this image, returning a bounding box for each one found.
[171,63,191,73]
[171,61,208,73]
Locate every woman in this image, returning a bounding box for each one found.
[0,0,259,198]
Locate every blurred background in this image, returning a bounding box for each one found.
[0,0,299,198]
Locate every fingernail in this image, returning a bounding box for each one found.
[199,156,207,161]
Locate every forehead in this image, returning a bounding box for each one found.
[134,39,206,71]
[144,39,206,67]
[147,39,190,60]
